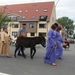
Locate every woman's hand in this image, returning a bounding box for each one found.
[2,41,6,44]
[54,43,57,47]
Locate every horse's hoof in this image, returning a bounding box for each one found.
[31,58,33,59]
[31,57,33,59]
[23,55,26,59]
[23,56,26,59]
[14,54,16,58]
[18,54,22,56]
[24,56,26,59]
[14,56,16,58]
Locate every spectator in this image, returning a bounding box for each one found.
[63,38,70,50]
[12,35,17,46]
[0,26,11,58]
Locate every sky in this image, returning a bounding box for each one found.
[0,0,75,23]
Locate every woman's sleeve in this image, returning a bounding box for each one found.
[1,32,5,42]
[59,35,64,43]
[48,30,56,46]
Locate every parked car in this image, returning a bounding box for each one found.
[67,38,75,44]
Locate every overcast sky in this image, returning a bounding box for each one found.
[0,0,75,23]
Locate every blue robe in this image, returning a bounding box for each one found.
[44,29,56,64]
[55,31,63,58]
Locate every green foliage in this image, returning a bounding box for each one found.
[0,6,10,30]
[57,16,74,37]
[73,34,75,39]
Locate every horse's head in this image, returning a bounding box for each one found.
[40,35,46,47]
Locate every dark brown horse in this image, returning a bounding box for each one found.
[14,35,46,59]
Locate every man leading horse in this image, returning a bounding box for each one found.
[17,23,27,56]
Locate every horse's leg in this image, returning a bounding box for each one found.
[14,46,19,58]
[21,45,26,58]
[32,47,36,58]
[18,50,21,56]
[30,47,33,59]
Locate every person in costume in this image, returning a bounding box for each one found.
[44,23,58,66]
[55,26,64,59]
[0,26,11,58]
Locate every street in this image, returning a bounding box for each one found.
[0,44,75,75]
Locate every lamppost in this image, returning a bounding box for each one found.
[55,0,60,7]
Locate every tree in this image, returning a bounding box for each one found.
[57,16,74,37]
[73,34,75,39]
[0,6,10,31]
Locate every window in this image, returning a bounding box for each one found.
[7,17,11,21]
[32,16,36,19]
[36,9,39,12]
[29,23,34,28]
[26,10,28,12]
[39,24,46,28]
[8,11,11,14]
[19,10,22,13]
[12,24,18,28]
[44,9,48,12]
[39,33,46,37]
[22,16,26,19]
[12,32,17,36]
[12,17,18,21]
[30,33,35,36]
[33,4,37,6]
[39,16,47,21]
[41,16,45,19]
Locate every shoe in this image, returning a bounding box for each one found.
[58,57,63,60]
[51,63,57,66]
[56,57,59,59]
[44,60,47,63]
[7,56,12,58]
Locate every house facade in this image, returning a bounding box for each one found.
[0,1,58,39]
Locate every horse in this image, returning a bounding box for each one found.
[14,35,46,59]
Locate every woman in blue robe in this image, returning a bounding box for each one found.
[55,26,64,59]
[44,23,58,66]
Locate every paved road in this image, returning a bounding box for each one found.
[0,44,75,75]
